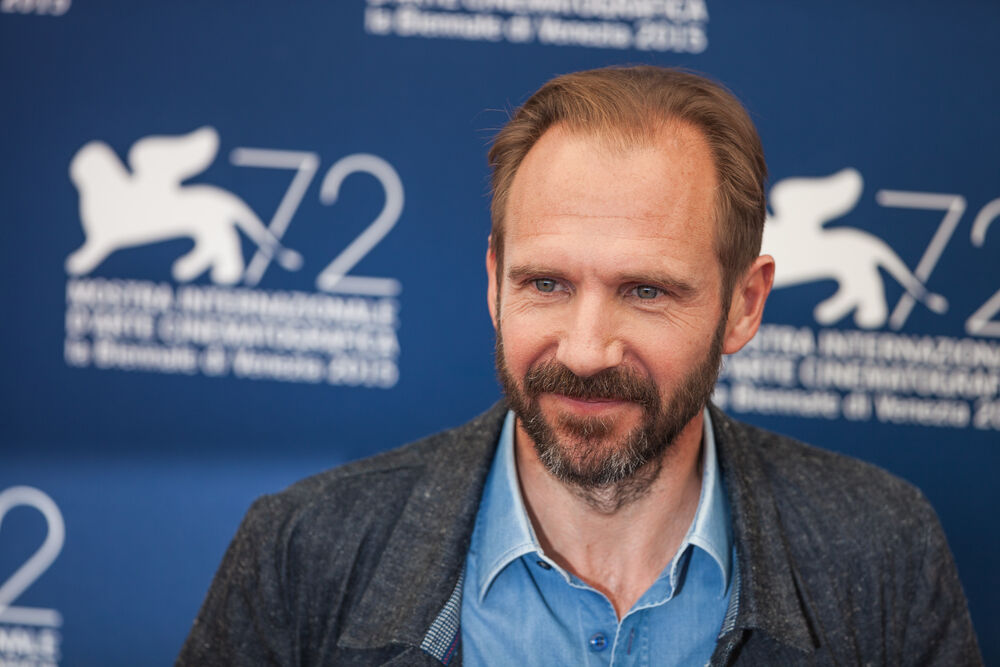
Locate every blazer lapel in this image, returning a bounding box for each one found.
[710,404,816,655]
[337,402,508,656]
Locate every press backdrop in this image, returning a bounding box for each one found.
[1,1,998,663]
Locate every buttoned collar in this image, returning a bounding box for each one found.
[471,408,733,604]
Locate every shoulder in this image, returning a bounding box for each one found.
[240,401,508,547]
[711,406,937,554]
[178,403,508,664]
[709,409,981,662]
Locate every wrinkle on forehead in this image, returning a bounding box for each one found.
[508,217,696,241]
[506,123,718,232]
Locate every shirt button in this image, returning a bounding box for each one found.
[536,560,552,570]
[589,633,608,652]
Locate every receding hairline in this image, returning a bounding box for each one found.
[495,118,725,256]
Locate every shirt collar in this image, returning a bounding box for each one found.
[686,407,733,590]
[472,411,539,601]
[472,408,732,603]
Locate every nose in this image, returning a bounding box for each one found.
[555,293,624,377]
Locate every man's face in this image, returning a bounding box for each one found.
[488,123,730,493]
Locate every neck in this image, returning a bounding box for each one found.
[514,411,705,619]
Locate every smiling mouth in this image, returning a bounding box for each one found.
[548,393,634,413]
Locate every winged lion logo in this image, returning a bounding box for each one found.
[762,167,947,329]
[65,126,301,284]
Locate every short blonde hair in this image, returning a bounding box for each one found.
[488,66,767,294]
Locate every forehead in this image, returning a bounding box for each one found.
[503,123,720,275]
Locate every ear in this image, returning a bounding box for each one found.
[723,255,775,354]
[486,236,499,330]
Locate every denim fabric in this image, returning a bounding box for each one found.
[461,410,732,666]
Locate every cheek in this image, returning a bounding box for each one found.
[498,313,554,374]
[630,322,716,380]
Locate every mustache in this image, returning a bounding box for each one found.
[523,361,659,408]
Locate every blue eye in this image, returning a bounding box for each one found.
[634,285,661,299]
[534,279,558,293]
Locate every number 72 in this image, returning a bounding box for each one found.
[230,147,404,298]
[875,191,1000,336]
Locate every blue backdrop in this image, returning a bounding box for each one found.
[1,0,998,663]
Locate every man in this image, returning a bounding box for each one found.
[179,67,981,665]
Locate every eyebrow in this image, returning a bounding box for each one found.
[507,264,563,283]
[506,264,698,298]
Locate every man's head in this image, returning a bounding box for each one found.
[485,67,773,508]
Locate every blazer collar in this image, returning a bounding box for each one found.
[338,401,816,657]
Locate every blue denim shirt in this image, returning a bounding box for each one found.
[461,409,733,666]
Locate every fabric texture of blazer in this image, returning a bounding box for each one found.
[178,401,982,666]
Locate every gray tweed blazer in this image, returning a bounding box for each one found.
[178,402,982,666]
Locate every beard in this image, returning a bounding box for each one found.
[495,316,726,511]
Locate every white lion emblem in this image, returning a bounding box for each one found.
[66,126,301,284]
[762,167,947,329]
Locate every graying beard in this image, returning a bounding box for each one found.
[529,413,666,514]
[538,441,664,514]
[495,308,726,514]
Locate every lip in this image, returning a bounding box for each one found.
[546,393,633,415]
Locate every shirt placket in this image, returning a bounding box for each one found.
[535,564,617,666]
[609,609,650,667]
